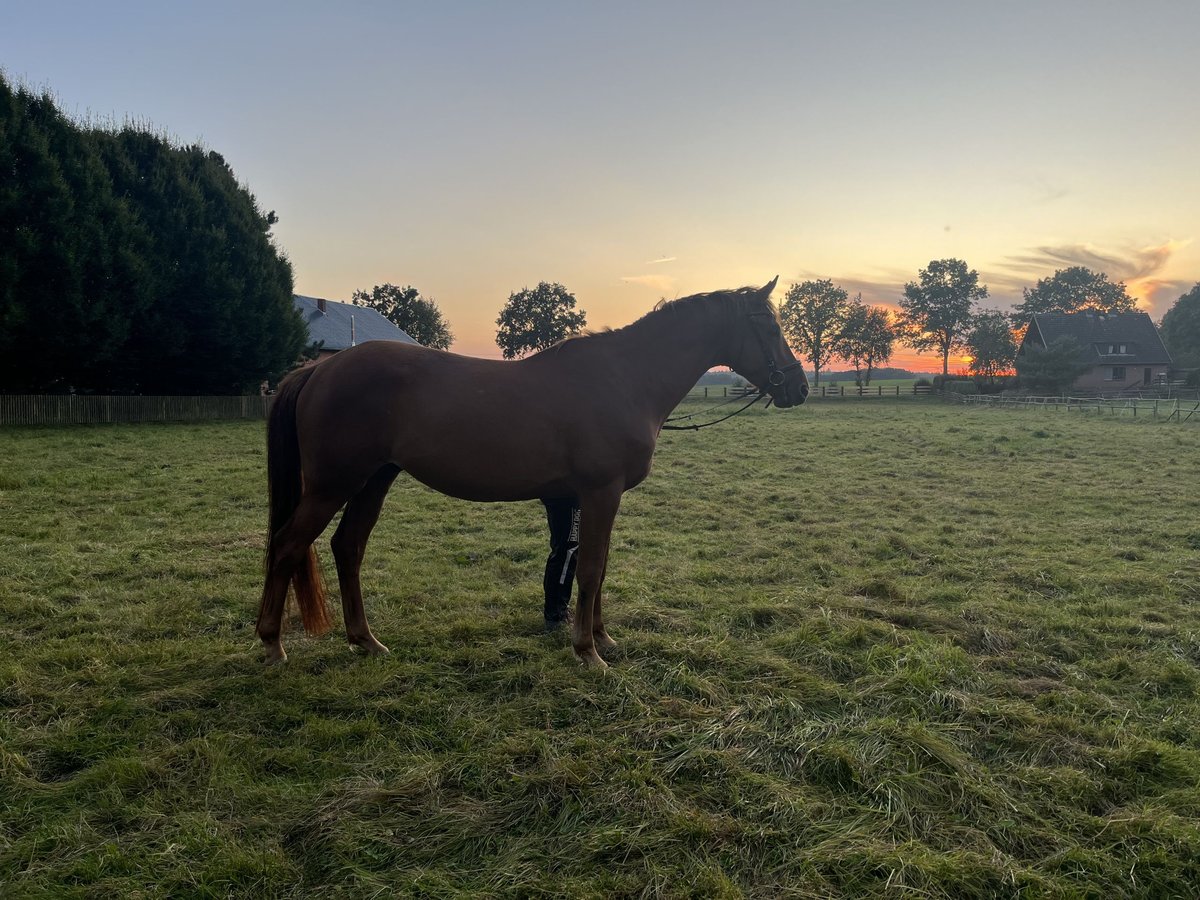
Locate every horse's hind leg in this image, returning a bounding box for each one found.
[572,484,622,669]
[331,464,401,655]
[258,492,345,663]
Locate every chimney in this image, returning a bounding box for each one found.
[317,297,327,314]
[351,314,356,346]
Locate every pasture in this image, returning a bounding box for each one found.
[2,402,1199,897]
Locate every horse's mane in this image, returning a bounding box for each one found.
[645,285,778,323]
[546,285,776,354]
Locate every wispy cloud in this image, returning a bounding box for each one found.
[645,256,676,265]
[620,274,677,293]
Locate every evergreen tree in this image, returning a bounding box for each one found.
[0,80,143,392]
[0,72,305,394]
[97,132,303,393]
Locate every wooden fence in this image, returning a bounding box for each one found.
[813,384,933,399]
[1,394,272,426]
[689,384,932,401]
[953,393,1200,423]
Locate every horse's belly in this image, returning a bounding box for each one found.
[402,456,558,503]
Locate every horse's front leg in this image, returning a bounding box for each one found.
[572,484,622,669]
[591,550,617,655]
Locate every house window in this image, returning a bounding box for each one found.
[1107,366,1126,381]
[1106,343,1128,354]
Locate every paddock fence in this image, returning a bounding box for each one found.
[687,384,933,401]
[951,393,1200,423]
[1,394,273,426]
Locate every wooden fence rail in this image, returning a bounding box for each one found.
[953,393,1200,423]
[1,394,273,426]
[688,384,933,400]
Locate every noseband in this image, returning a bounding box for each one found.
[747,311,802,390]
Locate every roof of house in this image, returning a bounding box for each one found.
[1022,311,1172,367]
[294,295,418,351]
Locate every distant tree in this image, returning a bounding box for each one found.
[832,302,894,387]
[778,279,851,386]
[1159,283,1200,369]
[897,258,989,376]
[1015,336,1091,393]
[495,282,586,359]
[352,283,453,349]
[966,310,1018,381]
[1011,266,1136,322]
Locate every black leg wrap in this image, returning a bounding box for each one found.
[542,498,580,629]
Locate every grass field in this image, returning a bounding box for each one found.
[2,402,1199,897]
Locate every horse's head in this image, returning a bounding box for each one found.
[727,277,809,408]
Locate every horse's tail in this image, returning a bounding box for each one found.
[258,365,333,636]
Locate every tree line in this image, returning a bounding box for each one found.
[0,75,305,394]
[783,261,1200,391]
[360,267,1200,394]
[7,72,1198,395]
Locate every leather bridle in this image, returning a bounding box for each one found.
[746,309,803,395]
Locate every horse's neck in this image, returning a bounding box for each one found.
[615,301,731,420]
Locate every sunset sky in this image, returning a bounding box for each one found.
[5,1,1199,371]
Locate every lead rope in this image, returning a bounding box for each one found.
[661,389,769,431]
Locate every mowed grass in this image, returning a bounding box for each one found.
[2,402,1199,898]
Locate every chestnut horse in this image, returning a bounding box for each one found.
[255,278,807,667]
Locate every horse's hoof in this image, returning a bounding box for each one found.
[262,645,288,665]
[574,648,608,669]
[349,636,390,656]
[593,630,618,652]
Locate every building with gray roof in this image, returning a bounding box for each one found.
[1017,311,1171,392]
[294,295,418,361]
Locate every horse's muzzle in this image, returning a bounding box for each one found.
[771,376,809,408]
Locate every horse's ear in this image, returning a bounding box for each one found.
[761,276,779,297]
